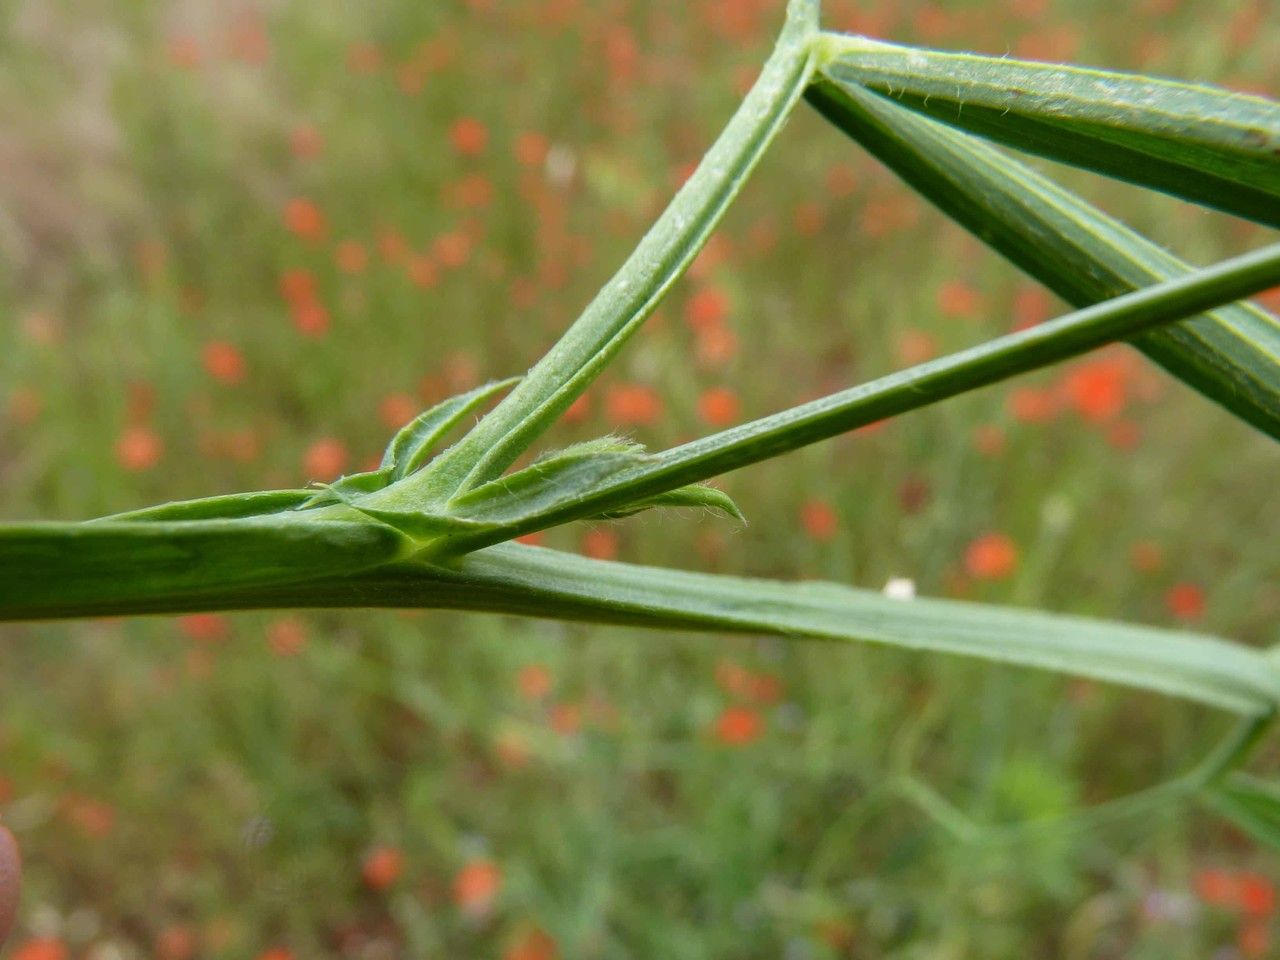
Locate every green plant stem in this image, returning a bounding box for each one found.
[422,242,1280,554]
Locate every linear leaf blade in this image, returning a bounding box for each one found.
[589,483,744,522]
[99,490,313,522]
[381,377,521,478]
[806,74,1280,439]
[23,543,1270,716]
[385,0,821,502]
[817,34,1280,226]
[1202,773,1280,850]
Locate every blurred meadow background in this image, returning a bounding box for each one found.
[2,0,1279,957]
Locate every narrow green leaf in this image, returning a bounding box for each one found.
[1202,774,1280,849]
[26,542,1270,716]
[805,74,1280,439]
[328,439,649,541]
[381,377,521,479]
[450,438,648,524]
[816,34,1280,226]
[298,469,394,510]
[388,0,821,503]
[590,483,744,522]
[100,490,313,522]
[433,543,1280,715]
[423,243,1280,554]
[295,379,523,511]
[0,519,409,620]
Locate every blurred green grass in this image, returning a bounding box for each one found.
[1,0,1279,957]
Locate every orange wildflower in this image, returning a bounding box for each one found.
[937,279,985,319]
[715,659,752,698]
[1007,386,1059,423]
[898,476,930,514]
[291,300,330,338]
[378,393,419,430]
[515,531,545,546]
[1012,285,1053,330]
[604,383,663,427]
[116,425,163,471]
[155,924,197,960]
[289,125,324,161]
[715,706,764,746]
[433,232,472,269]
[685,287,730,331]
[793,201,825,237]
[1239,920,1270,959]
[8,386,42,425]
[549,702,582,736]
[202,341,246,385]
[22,311,62,345]
[283,197,327,242]
[127,381,157,421]
[504,927,558,960]
[517,664,553,701]
[1165,582,1206,621]
[1129,540,1164,573]
[494,727,531,768]
[361,846,406,891]
[167,36,203,70]
[66,796,115,839]
[449,117,489,157]
[696,326,737,367]
[1106,420,1141,451]
[377,227,409,264]
[698,386,740,427]
[178,613,229,643]
[896,328,937,366]
[515,131,550,167]
[604,25,639,84]
[1238,872,1276,916]
[346,42,383,74]
[256,950,294,960]
[1062,358,1127,421]
[266,617,308,657]
[964,532,1018,580]
[10,939,68,960]
[561,393,591,425]
[1195,868,1238,904]
[453,859,502,914]
[800,498,838,542]
[972,423,1006,456]
[452,173,494,208]
[580,528,618,561]
[443,351,480,391]
[228,16,269,65]
[278,268,317,304]
[406,253,439,289]
[335,241,368,275]
[825,163,859,197]
[304,438,348,480]
[749,672,784,705]
[690,235,732,280]
[395,62,427,96]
